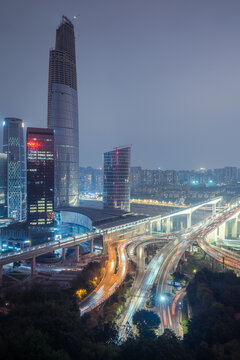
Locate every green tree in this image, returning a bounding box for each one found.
[132,310,160,338]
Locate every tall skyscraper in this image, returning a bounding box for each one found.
[103,146,131,212]
[3,118,26,221]
[0,153,7,218]
[27,128,54,227]
[47,16,79,208]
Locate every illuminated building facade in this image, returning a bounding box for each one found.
[27,128,54,226]
[0,153,7,218]
[103,146,131,212]
[47,16,79,208]
[3,118,26,221]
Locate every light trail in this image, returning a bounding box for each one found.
[172,293,181,316]
[162,309,167,326]
[168,306,172,328]
[155,200,240,337]
[79,239,130,316]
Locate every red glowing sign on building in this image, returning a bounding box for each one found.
[27,141,42,150]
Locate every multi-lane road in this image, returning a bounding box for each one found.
[155,201,240,335]
[118,236,169,341]
[79,239,130,315]
[67,200,240,340]
[117,200,240,341]
[80,234,168,317]
[198,237,240,270]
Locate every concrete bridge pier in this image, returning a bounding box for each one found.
[166,217,171,233]
[90,239,94,254]
[76,246,80,262]
[62,248,66,263]
[31,256,36,277]
[208,229,217,243]
[0,265,2,287]
[156,221,161,232]
[187,212,192,228]
[212,203,216,215]
[102,232,109,254]
[149,221,152,235]
[213,229,217,242]
[232,217,238,239]
[218,223,226,241]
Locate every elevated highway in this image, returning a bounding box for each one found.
[0,197,222,286]
[156,200,240,335]
[149,197,221,233]
[198,203,240,270]
[118,199,240,341]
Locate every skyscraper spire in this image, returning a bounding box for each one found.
[48,16,79,208]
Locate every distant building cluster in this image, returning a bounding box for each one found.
[79,165,240,205]
[130,166,240,203]
[131,167,177,188]
[131,166,239,189]
[79,167,103,193]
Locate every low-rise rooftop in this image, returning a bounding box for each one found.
[57,206,148,228]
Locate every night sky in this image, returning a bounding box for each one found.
[1,0,240,170]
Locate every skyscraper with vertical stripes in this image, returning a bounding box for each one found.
[3,118,26,221]
[47,16,79,208]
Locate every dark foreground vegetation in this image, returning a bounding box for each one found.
[185,268,240,359]
[0,267,240,359]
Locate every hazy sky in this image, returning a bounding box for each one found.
[1,0,240,170]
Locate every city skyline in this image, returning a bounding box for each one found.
[1,3,240,357]
[1,1,240,170]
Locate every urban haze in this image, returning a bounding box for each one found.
[1,0,240,169]
[1,2,240,360]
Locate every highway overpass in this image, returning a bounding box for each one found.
[0,197,222,286]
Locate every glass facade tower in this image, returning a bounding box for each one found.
[0,153,7,218]
[47,16,79,208]
[3,118,26,221]
[103,146,131,212]
[27,128,54,227]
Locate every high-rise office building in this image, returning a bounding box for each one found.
[103,146,131,212]
[27,128,54,227]
[47,16,79,208]
[3,118,26,221]
[0,153,7,218]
